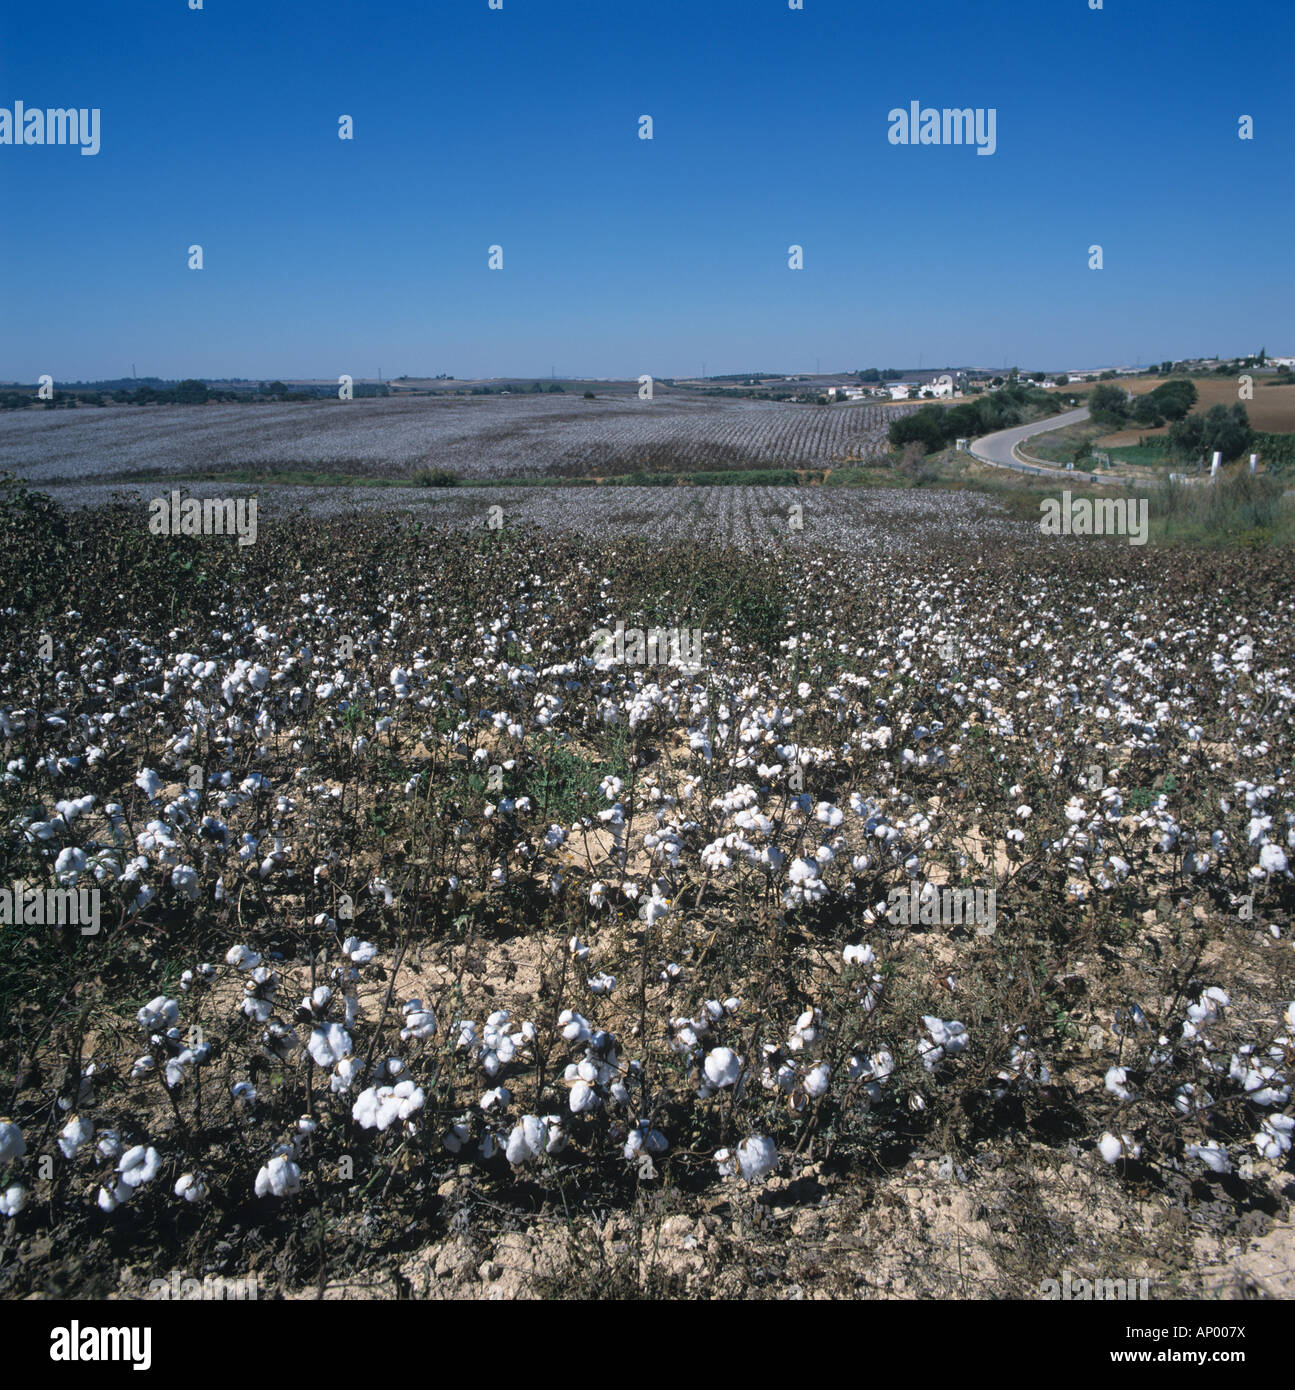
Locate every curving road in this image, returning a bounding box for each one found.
[968,406,1138,487]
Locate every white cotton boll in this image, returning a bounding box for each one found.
[1254,1115,1293,1160]
[735,1135,778,1182]
[1105,1066,1133,1101]
[170,864,200,900]
[559,1010,591,1044]
[225,943,261,971]
[331,1056,362,1093]
[0,1184,26,1217]
[589,972,616,995]
[505,1115,548,1166]
[804,1062,830,1098]
[307,1022,352,1068]
[843,943,876,968]
[137,996,179,1032]
[98,1183,131,1212]
[480,1086,510,1111]
[54,847,88,884]
[400,999,437,1041]
[117,1145,161,1189]
[58,1115,93,1159]
[1186,1143,1231,1175]
[231,1082,256,1102]
[174,1172,208,1202]
[1259,843,1288,875]
[703,1047,741,1089]
[135,768,163,800]
[569,1080,598,1114]
[254,1154,301,1198]
[0,1121,27,1165]
[623,1122,668,1161]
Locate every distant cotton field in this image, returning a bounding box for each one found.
[0,395,909,483]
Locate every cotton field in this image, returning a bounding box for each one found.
[0,499,1292,1300]
[0,395,907,484]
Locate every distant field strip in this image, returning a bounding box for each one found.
[0,395,914,483]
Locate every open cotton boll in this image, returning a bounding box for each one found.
[1097,1132,1141,1164]
[1185,1143,1231,1175]
[135,768,163,800]
[623,1122,668,1162]
[508,1114,566,1164]
[569,1080,599,1114]
[726,1135,777,1182]
[353,1080,426,1132]
[225,943,262,971]
[254,1153,301,1198]
[342,936,378,965]
[174,1172,208,1202]
[58,1115,94,1160]
[399,999,437,1042]
[804,1062,830,1099]
[307,1022,352,1068]
[137,996,179,1032]
[170,864,200,900]
[1104,1066,1133,1101]
[330,1056,362,1093]
[54,846,88,884]
[117,1145,162,1189]
[0,1120,27,1165]
[0,1185,26,1217]
[1254,1114,1293,1161]
[703,1047,741,1089]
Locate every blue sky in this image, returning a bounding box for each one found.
[1,0,1290,380]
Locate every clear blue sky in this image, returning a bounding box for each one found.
[1,0,1290,381]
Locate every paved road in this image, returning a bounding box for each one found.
[968,406,1139,487]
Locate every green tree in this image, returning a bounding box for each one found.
[174,379,209,405]
[1088,383,1129,427]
